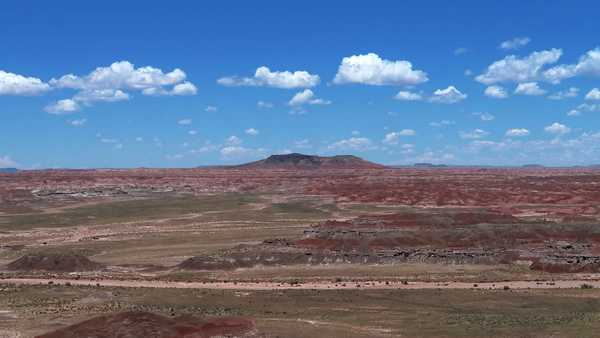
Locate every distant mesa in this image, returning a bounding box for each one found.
[522,164,545,168]
[0,167,18,173]
[413,163,448,168]
[236,153,385,170]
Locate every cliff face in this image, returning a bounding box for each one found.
[236,153,385,170]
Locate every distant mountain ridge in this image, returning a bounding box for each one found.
[0,168,18,173]
[236,153,385,170]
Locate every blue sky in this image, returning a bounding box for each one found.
[1,1,600,168]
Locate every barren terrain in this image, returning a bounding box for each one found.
[2,167,600,337]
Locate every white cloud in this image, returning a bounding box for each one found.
[68,118,87,126]
[0,70,51,95]
[394,90,423,101]
[382,133,400,145]
[460,128,489,139]
[217,66,319,89]
[257,101,274,109]
[567,103,600,117]
[505,128,530,137]
[543,48,600,83]
[288,89,331,106]
[476,49,562,84]
[47,61,196,113]
[484,85,508,99]
[327,137,376,152]
[429,86,467,104]
[333,53,428,86]
[548,87,579,100]
[429,120,455,127]
[585,88,600,100]
[205,105,218,112]
[171,82,197,95]
[545,122,571,135]
[245,128,259,136]
[136,137,144,142]
[100,138,118,143]
[351,130,360,136]
[454,47,468,56]
[188,130,198,135]
[294,139,311,149]
[51,61,188,92]
[73,89,129,103]
[499,37,531,50]
[464,69,473,76]
[226,135,242,145]
[473,112,495,121]
[0,155,18,168]
[220,146,266,159]
[178,119,192,125]
[383,130,415,145]
[398,129,416,136]
[514,82,546,96]
[44,99,81,115]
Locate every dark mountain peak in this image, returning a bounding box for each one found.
[237,153,384,170]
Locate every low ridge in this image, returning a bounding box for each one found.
[236,153,385,170]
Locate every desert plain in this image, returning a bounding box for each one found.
[3,160,600,337]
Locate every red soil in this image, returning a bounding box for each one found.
[36,312,255,338]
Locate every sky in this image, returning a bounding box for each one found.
[1,1,600,168]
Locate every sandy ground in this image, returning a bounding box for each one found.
[3,277,600,290]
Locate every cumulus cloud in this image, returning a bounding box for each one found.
[288,89,331,106]
[178,119,192,125]
[460,128,489,139]
[429,120,455,127]
[473,112,495,121]
[499,37,531,50]
[220,146,266,159]
[205,105,218,112]
[514,82,546,96]
[294,139,311,149]
[327,137,376,152]
[585,88,600,100]
[68,118,87,126]
[226,135,242,145]
[217,66,319,89]
[46,61,196,113]
[476,49,562,84]
[0,155,18,168]
[454,47,468,56]
[245,128,259,136]
[394,90,423,101]
[44,99,81,115]
[73,89,130,103]
[548,87,579,100]
[382,130,415,145]
[505,128,530,137]
[544,122,571,135]
[333,53,428,86]
[257,101,274,109]
[484,85,508,99]
[0,70,51,95]
[543,48,600,83]
[429,86,467,104]
[51,61,188,91]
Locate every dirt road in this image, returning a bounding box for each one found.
[3,277,600,290]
